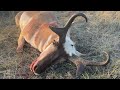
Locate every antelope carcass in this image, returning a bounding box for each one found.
[15,11,109,77]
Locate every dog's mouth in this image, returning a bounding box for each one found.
[30,59,45,75]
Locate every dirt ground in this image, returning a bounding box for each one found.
[0,11,120,79]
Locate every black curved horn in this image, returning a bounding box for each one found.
[63,13,87,30]
[49,13,87,44]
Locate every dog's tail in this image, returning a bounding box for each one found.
[15,11,24,27]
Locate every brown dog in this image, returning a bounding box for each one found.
[15,11,109,76]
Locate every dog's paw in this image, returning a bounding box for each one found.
[16,47,23,53]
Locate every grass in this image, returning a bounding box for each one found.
[0,11,120,79]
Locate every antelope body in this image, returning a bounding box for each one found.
[15,11,109,77]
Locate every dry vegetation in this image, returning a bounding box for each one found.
[0,11,120,79]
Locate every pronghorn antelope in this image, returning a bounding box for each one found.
[15,11,109,77]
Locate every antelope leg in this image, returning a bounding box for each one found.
[69,57,85,77]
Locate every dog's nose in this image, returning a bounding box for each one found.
[30,59,47,75]
[30,59,40,75]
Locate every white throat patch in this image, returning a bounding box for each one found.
[63,36,80,57]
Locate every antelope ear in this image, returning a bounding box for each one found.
[49,26,67,44]
[49,26,64,37]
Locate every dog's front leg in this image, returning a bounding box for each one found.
[16,33,25,53]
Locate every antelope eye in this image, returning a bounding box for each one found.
[71,45,74,46]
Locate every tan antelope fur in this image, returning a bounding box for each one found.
[15,11,109,77]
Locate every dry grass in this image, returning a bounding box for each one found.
[0,11,120,79]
